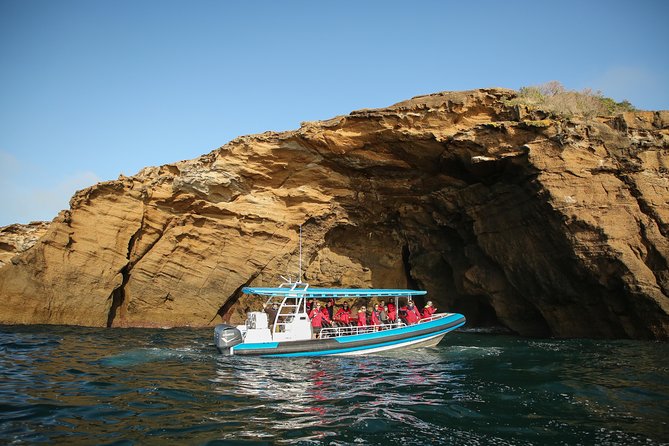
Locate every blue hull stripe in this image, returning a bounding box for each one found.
[233,342,279,351]
[263,322,465,358]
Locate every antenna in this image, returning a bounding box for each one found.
[298,224,303,283]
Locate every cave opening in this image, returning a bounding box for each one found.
[453,295,502,329]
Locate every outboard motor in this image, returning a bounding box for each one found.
[214,324,243,355]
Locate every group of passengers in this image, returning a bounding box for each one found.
[305,298,438,336]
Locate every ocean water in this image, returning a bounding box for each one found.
[0,325,667,445]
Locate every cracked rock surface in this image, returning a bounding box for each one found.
[1,89,668,339]
[0,222,50,268]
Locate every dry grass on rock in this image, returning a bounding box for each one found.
[508,81,636,118]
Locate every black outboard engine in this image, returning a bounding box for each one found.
[214,324,243,354]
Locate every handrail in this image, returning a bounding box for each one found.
[416,313,450,324]
[319,321,407,338]
[319,314,452,338]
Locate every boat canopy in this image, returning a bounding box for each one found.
[242,287,427,298]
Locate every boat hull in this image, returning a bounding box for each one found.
[229,313,466,357]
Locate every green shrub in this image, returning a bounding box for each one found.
[508,81,636,118]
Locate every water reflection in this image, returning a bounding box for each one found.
[209,351,469,442]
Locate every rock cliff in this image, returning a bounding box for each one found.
[1,88,668,339]
[0,222,50,268]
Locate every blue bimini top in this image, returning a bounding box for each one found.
[242,287,427,298]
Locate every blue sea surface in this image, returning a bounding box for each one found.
[1,325,667,445]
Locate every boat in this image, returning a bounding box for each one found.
[213,280,466,357]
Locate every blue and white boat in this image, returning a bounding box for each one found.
[214,280,466,357]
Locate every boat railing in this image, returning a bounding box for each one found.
[319,321,407,338]
[417,313,450,324]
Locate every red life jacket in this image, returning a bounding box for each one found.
[405,305,421,324]
[309,308,330,327]
[357,311,367,326]
[387,303,396,321]
[335,307,351,324]
[422,306,437,319]
[371,310,381,325]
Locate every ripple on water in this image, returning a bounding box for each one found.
[1,328,668,445]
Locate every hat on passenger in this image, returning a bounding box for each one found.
[426,301,433,307]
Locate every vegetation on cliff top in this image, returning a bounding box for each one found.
[509,81,636,118]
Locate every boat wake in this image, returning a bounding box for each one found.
[99,347,211,367]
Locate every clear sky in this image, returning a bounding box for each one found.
[1,0,667,226]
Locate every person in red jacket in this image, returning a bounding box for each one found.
[334,302,352,326]
[422,301,437,319]
[387,302,397,323]
[370,304,382,327]
[320,304,331,321]
[309,302,331,338]
[403,300,422,325]
[356,307,367,327]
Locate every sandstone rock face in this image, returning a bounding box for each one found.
[1,89,668,339]
[0,222,50,268]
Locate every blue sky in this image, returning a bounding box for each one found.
[1,0,667,226]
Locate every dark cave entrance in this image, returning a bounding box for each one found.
[452,295,501,328]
